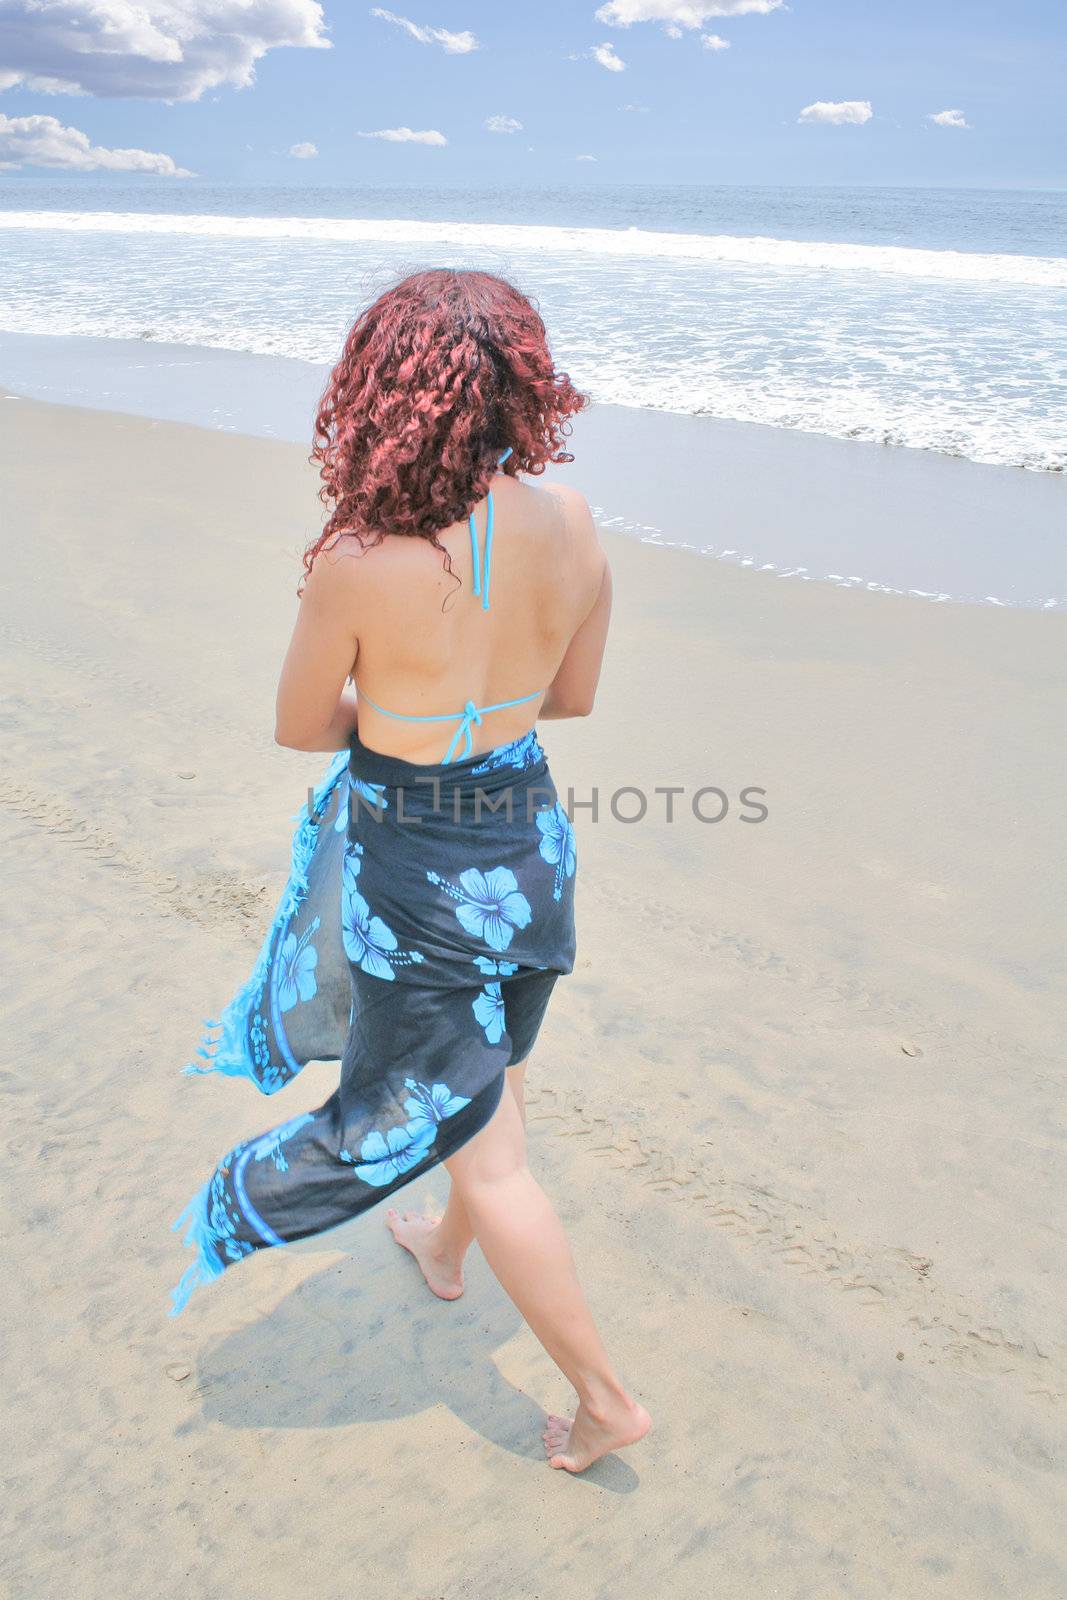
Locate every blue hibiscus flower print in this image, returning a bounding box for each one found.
[474,956,519,977]
[473,985,506,1044]
[198,1146,256,1266]
[472,729,542,774]
[342,851,423,980]
[427,866,532,952]
[170,1146,257,1312]
[277,921,319,1013]
[333,776,387,835]
[536,802,577,901]
[401,1077,474,1142]
[341,1077,473,1186]
[209,1170,252,1264]
[355,778,388,808]
[350,778,388,822]
[248,1112,315,1173]
[342,1121,437,1187]
[471,956,518,1045]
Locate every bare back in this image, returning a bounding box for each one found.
[336,476,605,764]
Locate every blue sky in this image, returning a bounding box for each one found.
[0,0,1064,188]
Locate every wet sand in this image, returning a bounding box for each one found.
[1,394,1064,1598]
[2,328,1065,608]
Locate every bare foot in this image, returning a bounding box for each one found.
[384,1209,465,1300]
[542,1395,652,1473]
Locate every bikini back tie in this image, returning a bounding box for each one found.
[355,687,542,765]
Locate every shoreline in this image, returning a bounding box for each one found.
[2,330,1066,611]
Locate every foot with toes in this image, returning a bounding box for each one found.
[542,1395,652,1473]
[385,1209,465,1300]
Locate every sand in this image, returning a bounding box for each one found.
[1,393,1064,1599]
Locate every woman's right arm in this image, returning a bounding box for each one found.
[539,499,613,719]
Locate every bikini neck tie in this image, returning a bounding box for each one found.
[469,446,514,612]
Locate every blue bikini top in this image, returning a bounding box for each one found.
[354,447,545,764]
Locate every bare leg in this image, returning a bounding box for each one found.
[441,1077,651,1474]
[384,1060,528,1299]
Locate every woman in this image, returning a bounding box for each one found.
[172,267,652,1474]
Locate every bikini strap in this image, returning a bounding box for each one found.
[355,683,543,766]
[469,446,513,611]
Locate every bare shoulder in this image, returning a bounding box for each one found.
[537,478,594,528]
[532,479,603,566]
[301,531,377,613]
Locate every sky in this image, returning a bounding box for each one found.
[0,0,1064,189]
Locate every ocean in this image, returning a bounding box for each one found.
[2,181,1066,473]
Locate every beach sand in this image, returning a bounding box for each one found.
[1,394,1064,1598]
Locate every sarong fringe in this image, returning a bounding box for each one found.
[169,1181,226,1316]
[182,751,350,1093]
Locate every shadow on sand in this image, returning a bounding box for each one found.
[191,1227,639,1490]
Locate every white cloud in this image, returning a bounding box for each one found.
[596,0,781,27]
[619,102,649,112]
[576,153,597,161]
[289,141,318,158]
[0,1,329,101]
[592,42,626,71]
[798,99,873,125]
[356,126,447,145]
[484,114,522,133]
[0,111,190,172]
[701,33,730,49]
[567,42,626,70]
[928,108,969,129]
[370,8,478,53]
[2,72,85,95]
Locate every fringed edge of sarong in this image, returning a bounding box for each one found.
[168,1180,226,1317]
[182,749,351,1094]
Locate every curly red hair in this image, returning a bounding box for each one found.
[303,268,587,590]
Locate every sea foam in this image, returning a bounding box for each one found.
[3,208,1067,289]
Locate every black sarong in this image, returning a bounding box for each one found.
[170,727,576,1313]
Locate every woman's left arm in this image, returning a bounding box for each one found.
[275,545,362,752]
